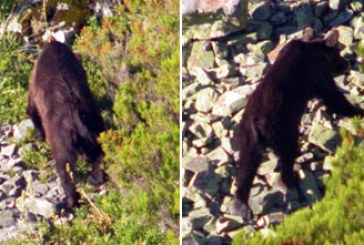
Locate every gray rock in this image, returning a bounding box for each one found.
[195,87,218,113]
[336,25,353,46]
[220,196,236,214]
[17,197,56,219]
[190,67,214,85]
[187,41,215,70]
[350,0,364,12]
[270,12,286,25]
[308,123,341,153]
[239,62,267,82]
[328,9,354,27]
[182,218,193,238]
[353,16,364,40]
[183,82,202,100]
[182,0,248,40]
[297,170,323,204]
[0,157,23,172]
[0,208,20,228]
[216,216,242,234]
[251,2,272,21]
[189,121,213,138]
[22,170,40,184]
[190,171,221,198]
[314,2,328,17]
[30,181,50,196]
[185,155,211,173]
[205,235,222,245]
[206,146,231,166]
[1,144,17,157]
[293,3,314,29]
[13,120,34,142]
[212,90,248,117]
[257,158,278,176]
[212,41,229,61]
[189,208,213,230]
[329,0,351,10]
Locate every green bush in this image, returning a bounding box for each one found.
[0,34,32,124]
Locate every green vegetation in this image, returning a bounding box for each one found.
[1,0,179,244]
[0,34,32,123]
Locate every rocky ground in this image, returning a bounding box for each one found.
[182,0,364,244]
[0,120,76,243]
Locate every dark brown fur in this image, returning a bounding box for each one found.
[234,29,364,218]
[27,41,106,207]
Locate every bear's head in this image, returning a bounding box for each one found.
[308,29,349,76]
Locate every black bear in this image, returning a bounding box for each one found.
[27,41,106,207]
[234,28,364,218]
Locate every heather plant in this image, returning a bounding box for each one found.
[0,34,32,124]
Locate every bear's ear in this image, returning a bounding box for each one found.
[302,27,314,42]
[324,29,339,47]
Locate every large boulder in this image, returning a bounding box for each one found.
[182,0,249,40]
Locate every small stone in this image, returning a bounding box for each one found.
[184,188,207,210]
[251,2,272,21]
[308,123,341,153]
[190,171,221,198]
[270,12,286,25]
[189,121,213,139]
[183,82,202,99]
[329,0,350,10]
[195,87,218,113]
[220,196,236,214]
[314,2,328,17]
[212,41,229,61]
[17,197,56,219]
[205,235,222,245]
[189,208,213,230]
[297,170,323,204]
[256,22,273,40]
[336,25,354,46]
[31,181,50,196]
[187,41,215,70]
[212,90,248,117]
[351,0,363,12]
[206,146,231,166]
[328,9,354,27]
[0,208,19,228]
[353,16,364,40]
[0,158,24,172]
[1,144,17,157]
[184,156,211,173]
[212,63,237,79]
[256,212,285,227]
[191,68,214,85]
[13,119,34,142]
[257,158,278,176]
[211,121,227,139]
[216,216,242,234]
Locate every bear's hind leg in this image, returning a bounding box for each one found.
[235,146,263,219]
[26,98,45,141]
[81,140,107,186]
[52,143,80,207]
[273,134,299,189]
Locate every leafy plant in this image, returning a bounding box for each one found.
[0,33,32,124]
